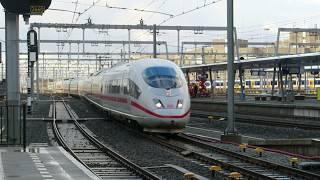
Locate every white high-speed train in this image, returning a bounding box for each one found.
[61,59,191,133]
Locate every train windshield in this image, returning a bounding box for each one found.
[143,66,182,89]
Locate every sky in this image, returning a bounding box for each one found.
[1,0,320,53]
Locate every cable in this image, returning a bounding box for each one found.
[71,0,79,23]
[76,0,103,22]
[131,0,224,52]
[48,8,81,14]
[106,1,173,17]
[159,0,224,25]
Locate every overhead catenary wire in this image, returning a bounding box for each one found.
[106,0,173,17]
[40,0,320,61]
[71,0,79,23]
[48,8,81,14]
[159,0,224,25]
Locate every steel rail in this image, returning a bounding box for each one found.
[145,134,276,179]
[61,99,160,180]
[191,111,320,130]
[51,98,102,179]
[178,133,320,180]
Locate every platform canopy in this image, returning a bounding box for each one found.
[181,52,320,72]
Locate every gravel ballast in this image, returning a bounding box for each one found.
[84,119,212,179]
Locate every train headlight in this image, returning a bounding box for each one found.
[153,99,164,109]
[177,100,183,109]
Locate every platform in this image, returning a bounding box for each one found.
[191,97,320,121]
[0,146,99,180]
[248,138,320,157]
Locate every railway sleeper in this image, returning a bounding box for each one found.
[80,156,111,159]
[91,167,128,171]
[94,170,134,174]
[87,162,121,167]
[95,171,136,175]
[98,176,142,180]
[76,153,106,157]
[266,176,291,180]
[73,150,102,153]
[83,159,114,163]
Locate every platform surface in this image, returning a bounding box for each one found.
[0,146,99,180]
[192,96,320,108]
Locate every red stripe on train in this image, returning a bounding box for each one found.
[91,94,190,119]
[131,101,190,119]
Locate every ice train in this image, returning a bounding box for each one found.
[59,59,191,133]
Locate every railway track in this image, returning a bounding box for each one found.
[51,97,159,180]
[64,96,320,179]
[144,133,320,180]
[191,111,320,130]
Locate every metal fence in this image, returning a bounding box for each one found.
[0,103,26,147]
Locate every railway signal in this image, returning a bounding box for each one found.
[0,0,51,144]
[27,30,38,114]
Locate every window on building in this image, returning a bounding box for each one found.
[271,81,278,85]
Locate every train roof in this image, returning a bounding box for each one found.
[93,58,178,76]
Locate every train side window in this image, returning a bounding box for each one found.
[301,80,305,85]
[117,79,121,94]
[105,81,109,94]
[129,80,141,99]
[111,80,116,94]
[123,79,129,95]
[255,81,260,86]
[106,80,109,93]
[245,81,250,86]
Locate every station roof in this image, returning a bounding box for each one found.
[181,52,320,72]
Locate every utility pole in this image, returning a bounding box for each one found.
[153,24,157,58]
[128,29,131,60]
[36,27,40,100]
[221,0,242,143]
[0,42,3,81]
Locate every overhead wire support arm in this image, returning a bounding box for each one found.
[30,23,228,31]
